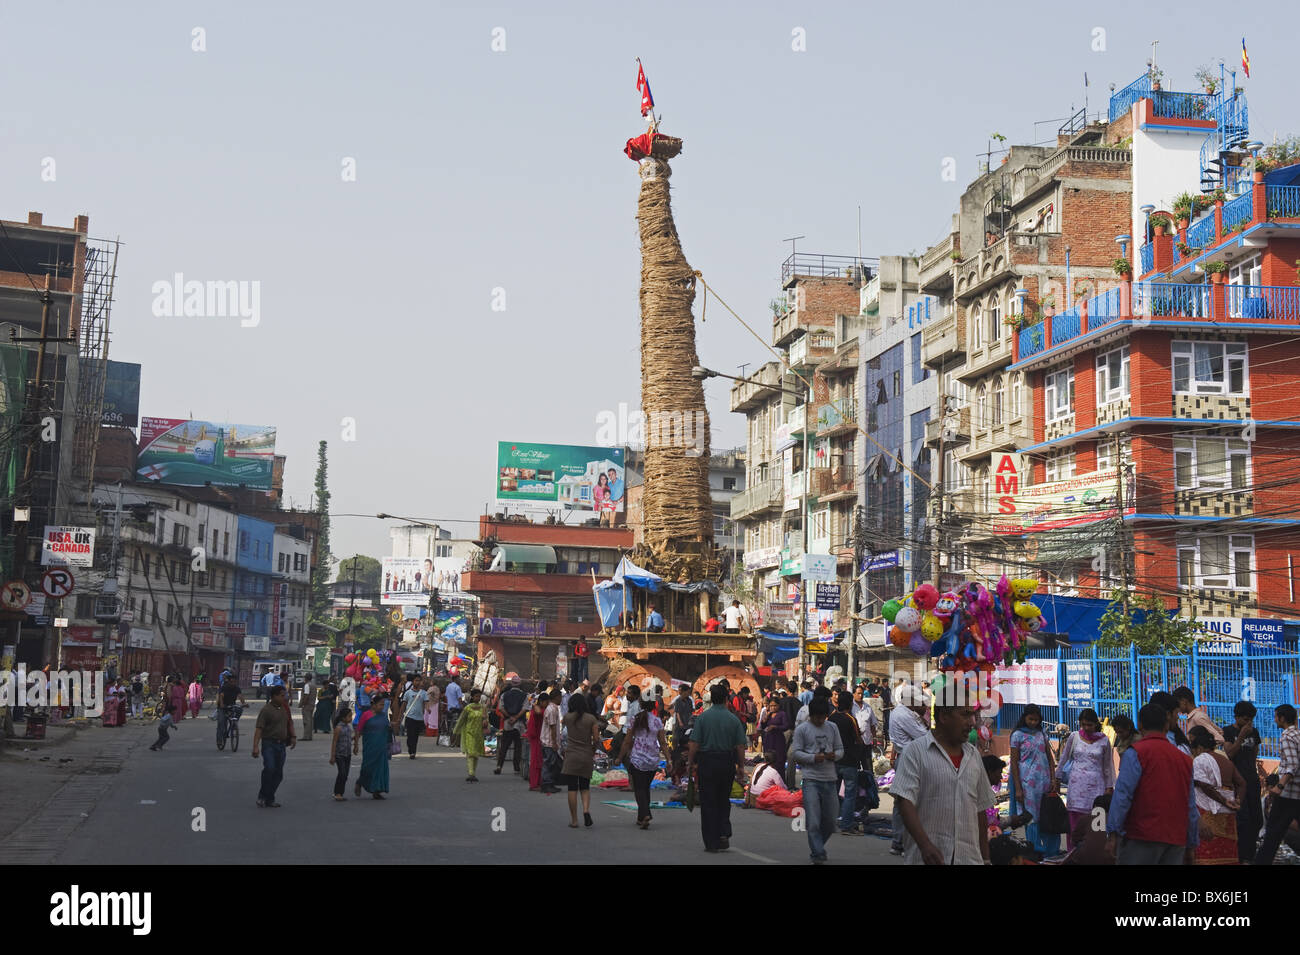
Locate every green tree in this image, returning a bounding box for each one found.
[310,441,332,623]
[337,554,382,596]
[1096,588,1195,654]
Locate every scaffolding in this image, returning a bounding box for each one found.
[70,236,120,497]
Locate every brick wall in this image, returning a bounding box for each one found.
[796,277,860,325]
[1060,188,1132,264]
[1257,530,1300,615]
[1130,330,1173,418]
[1261,238,1300,287]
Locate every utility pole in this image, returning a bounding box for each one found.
[100,483,123,660]
[346,556,359,635]
[932,387,948,586]
[1114,432,1130,640]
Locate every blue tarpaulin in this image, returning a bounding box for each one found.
[758,630,801,663]
[612,556,661,591]
[1030,593,1120,643]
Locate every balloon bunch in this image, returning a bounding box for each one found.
[343,649,393,697]
[882,576,1046,668]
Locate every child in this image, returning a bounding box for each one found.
[983,754,1032,836]
[330,706,354,801]
[150,701,179,750]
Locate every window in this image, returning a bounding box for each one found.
[212,530,218,555]
[811,508,829,540]
[164,604,174,626]
[976,384,988,429]
[151,602,160,625]
[254,540,261,559]
[1045,368,1074,421]
[196,572,208,588]
[1173,438,1249,491]
[154,555,164,580]
[239,531,249,553]
[223,531,230,557]
[174,562,189,585]
[1172,342,1247,395]
[892,370,902,396]
[970,303,983,350]
[1044,450,1076,482]
[1095,438,1131,472]
[1009,373,1021,420]
[133,552,142,575]
[1228,254,1261,289]
[1096,346,1130,404]
[911,332,929,384]
[987,295,1001,343]
[992,376,1005,426]
[942,369,968,408]
[943,450,970,491]
[722,477,736,491]
[1178,535,1253,589]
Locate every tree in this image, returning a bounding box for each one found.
[310,441,332,623]
[338,554,382,596]
[1096,588,1195,654]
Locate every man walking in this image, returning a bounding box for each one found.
[1106,702,1199,864]
[573,636,590,683]
[888,684,932,855]
[792,697,844,864]
[687,684,747,853]
[252,685,296,808]
[1223,700,1264,863]
[299,675,316,742]
[445,677,464,747]
[494,676,527,775]
[1254,703,1300,865]
[891,696,992,865]
[828,692,865,836]
[540,688,563,794]
[401,675,428,759]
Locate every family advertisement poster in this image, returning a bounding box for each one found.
[495,441,624,518]
[137,418,276,490]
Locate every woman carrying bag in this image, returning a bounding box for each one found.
[1009,704,1061,857]
[1055,708,1116,848]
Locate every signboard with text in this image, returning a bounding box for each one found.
[496,441,625,520]
[993,660,1059,708]
[41,526,96,567]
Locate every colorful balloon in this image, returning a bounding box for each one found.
[933,592,958,618]
[1013,600,1041,620]
[889,625,911,648]
[908,632,931,656]
[894,606,922,633]
[882,599,902,623]
[921,614,945,641]
[1010,578,1038,600]
[912,583,940,613]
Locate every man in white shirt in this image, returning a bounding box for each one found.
[445,679,464,746]
[887,683,932,855]
[722,600,746,634]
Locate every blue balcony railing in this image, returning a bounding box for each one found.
[1109,74,1151,122]
[1139,241,1154,274]
[1227,285,1300,323]
[1053,307,1081,343]
[1086,286,1123,327]
[1266,185,1300,219]
[1018,323,1045,358]
[1224,164,1252,196]
[1185,213,1216,251]
[1133,282,1211,318]
[1221,192,1253,233]
[1151,90,1217,121]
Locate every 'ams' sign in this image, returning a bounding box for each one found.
[995,453,1023,514]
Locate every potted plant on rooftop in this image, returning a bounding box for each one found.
[1194,65,1219,96]
[1150,214,1171,237]
[1204,260,1227,284]
[1113,257,1132,278]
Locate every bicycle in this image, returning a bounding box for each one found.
[217,704,243,752]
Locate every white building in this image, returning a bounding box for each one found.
[272,530,311,654]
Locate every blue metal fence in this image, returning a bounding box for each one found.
[1185,213,1216,250]
[1139,241,1154,274]
[1221,191,1253,232]
[1109,74,1151,122]
[994,644,1298,759]
[1266,184,1300,219]
[1018,323,1045,358]
[1086,286,1122,325]
[1053,307,1081,343]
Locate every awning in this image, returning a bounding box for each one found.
[492,544,556,568]
[611,556,661,591]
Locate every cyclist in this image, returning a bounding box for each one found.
[217,673,246,743]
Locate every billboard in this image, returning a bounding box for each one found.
[137,418,276,489]
[991,469,1135,535]
[101,361,141,427]
[496,441,624,520]
[381,556,436,606]
[41,525,95,567]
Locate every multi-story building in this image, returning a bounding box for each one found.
[707,449,745,585]
[460,514,632,678]
[921,123,1133,584]
[1010,73,1300,625]
[856,256,933,611]
[272,529,311,655]
[731,253,872,634]
[233,515,275,653]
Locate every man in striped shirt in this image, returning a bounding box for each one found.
[891,701,992,865]
[1254,703,1300,865]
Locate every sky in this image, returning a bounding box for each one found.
[3,0,1295,570]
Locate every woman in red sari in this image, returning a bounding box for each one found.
[1190,726,1245,865]
[168,676,188,721]
[526,689,546,791]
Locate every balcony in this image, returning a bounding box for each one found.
[1012,281,1300,371]
[919,231,959,292]
[730,478,784,520]
[812,465,856,503]
[729,364,785,413]
[785,403,807,437]
[788,333,836,373]
[920,311,960,367]
[956,234,1013,298]
[815,397,858,436]
[986,416,1032,450]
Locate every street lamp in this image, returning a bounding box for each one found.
[696,363,813,677]
[530,606,542,681]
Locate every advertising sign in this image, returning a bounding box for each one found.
[783,448,798,512]
[743,546,781,572]
[128,627,154,649]
[137,417,276,490]
[244,635,270,653]
[1064,660,1093,705]
[993,660,1059,708]
[801,554,836,583]
[381,556,436,606]
[41,526,95,567]
[495,441,625,520]
[863,550,900,573]
[1188,616,1288,654]
[991,469,1135,535]
[478,617,545,637]
[765,602,794,629]
[101,360,141,427]
[815,583,841,610]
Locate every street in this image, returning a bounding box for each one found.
[8,704,900,866]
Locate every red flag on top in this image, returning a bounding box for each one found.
[636,59,655,117]
[1241,38,1250,79]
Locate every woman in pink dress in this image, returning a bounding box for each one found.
[169,676,188,721]
[592,474,611,527]
[187,677,204,718]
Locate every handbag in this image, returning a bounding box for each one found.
[1037,791,1070,835]
[389,724,402,755]
[1056,733,1075,784]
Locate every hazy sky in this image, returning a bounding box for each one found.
[3,0,1292,566]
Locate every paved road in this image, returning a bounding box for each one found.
[42,703,899,865]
